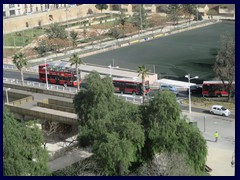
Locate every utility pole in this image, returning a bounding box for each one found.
[197,4,199,21]
[139,4,143,34]
[65,5,70,38]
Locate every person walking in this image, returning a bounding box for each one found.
[214,131,219,142]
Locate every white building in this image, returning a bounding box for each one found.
[3,4,74,18]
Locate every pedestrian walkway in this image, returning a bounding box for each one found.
[182,111,235,176]
[48,148,93,172]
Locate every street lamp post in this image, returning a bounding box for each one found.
[185,73,198,113]
[108,64,119,77]
[45,59,49,89]
[5,88,11,104]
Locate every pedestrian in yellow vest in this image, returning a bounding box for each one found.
[214,131,218,142]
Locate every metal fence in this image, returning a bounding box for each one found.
[3,78,78,93]
[3,78,143,104]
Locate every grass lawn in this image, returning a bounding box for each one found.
[4,28,45,47]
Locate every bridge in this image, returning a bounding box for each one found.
[3,79,143,125]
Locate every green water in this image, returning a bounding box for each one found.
[83,22,235,82]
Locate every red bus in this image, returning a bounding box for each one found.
[202,81,235,97]
[112,78,150,95]
[38,63,81,87]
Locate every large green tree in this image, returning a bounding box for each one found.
[142,91,207,173]
[70,53,84,91]
[3,108,49,176]
[12,52,28,86]
[137,65,148,104]
[73,72,145,175]
[213,34,235,101]
[95,4,108,13]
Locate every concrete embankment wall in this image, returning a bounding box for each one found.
[5,104,78,125]
[37,99,75,113]
[4,83,75,98]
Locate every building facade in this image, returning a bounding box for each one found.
[3,4,71,18]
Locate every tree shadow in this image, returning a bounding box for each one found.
[205,139,215,142]
[202,110,211,114]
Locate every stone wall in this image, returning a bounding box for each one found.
[3,4,99,34]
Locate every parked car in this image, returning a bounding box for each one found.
[210,105,231,117]
[159,85,178,95]
[188,85,202,95]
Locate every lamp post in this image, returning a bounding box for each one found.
[185,73,198,113]
[45,59,49,89]
[5,88,11,104]
[108,64,119,77]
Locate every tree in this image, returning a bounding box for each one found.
[131,5,148,31]
[70,53,84,91]
[73,72,145,175]
[46,23,68,39]
[135,153,195,176]
[118,8,128,29]
[34,39,51,57]
[137,65,148,104]
[3,108,50,176]
[70,30,78,48]
[167,4,182,25]
[181,4,197,24]
[107,27,124,41]
[95,4,108,13]
[12,52,28,86]
[213,34,235,102]
[141,91,207,173]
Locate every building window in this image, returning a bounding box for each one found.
[36,7,38,12]
[30,7,33,12]
[18,4,20,7]
[9,4,15,8]
[3,12,6,17]
[18,9,21,15]
[9,10,15,16]
[24,4,27,8]
[26,22,29,27]
[41,5,43,11]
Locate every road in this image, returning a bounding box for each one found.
[4,69,235,120]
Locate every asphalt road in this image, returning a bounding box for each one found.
[4,69,39,82]
[4,69,235,120]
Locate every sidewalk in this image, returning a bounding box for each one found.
[183,111,235,176]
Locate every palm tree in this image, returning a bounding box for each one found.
[12,53,28,86]
[137,65,148,104]
[70,53,84,91]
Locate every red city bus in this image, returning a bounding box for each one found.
[112,78,150,95]
[202,81,235,97]
[38,63,81,87]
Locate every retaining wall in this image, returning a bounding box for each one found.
[3,83,75,98]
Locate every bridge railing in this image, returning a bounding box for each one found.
[3,64,39,73]
[3,78,143,104]
[3,78,78,93]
